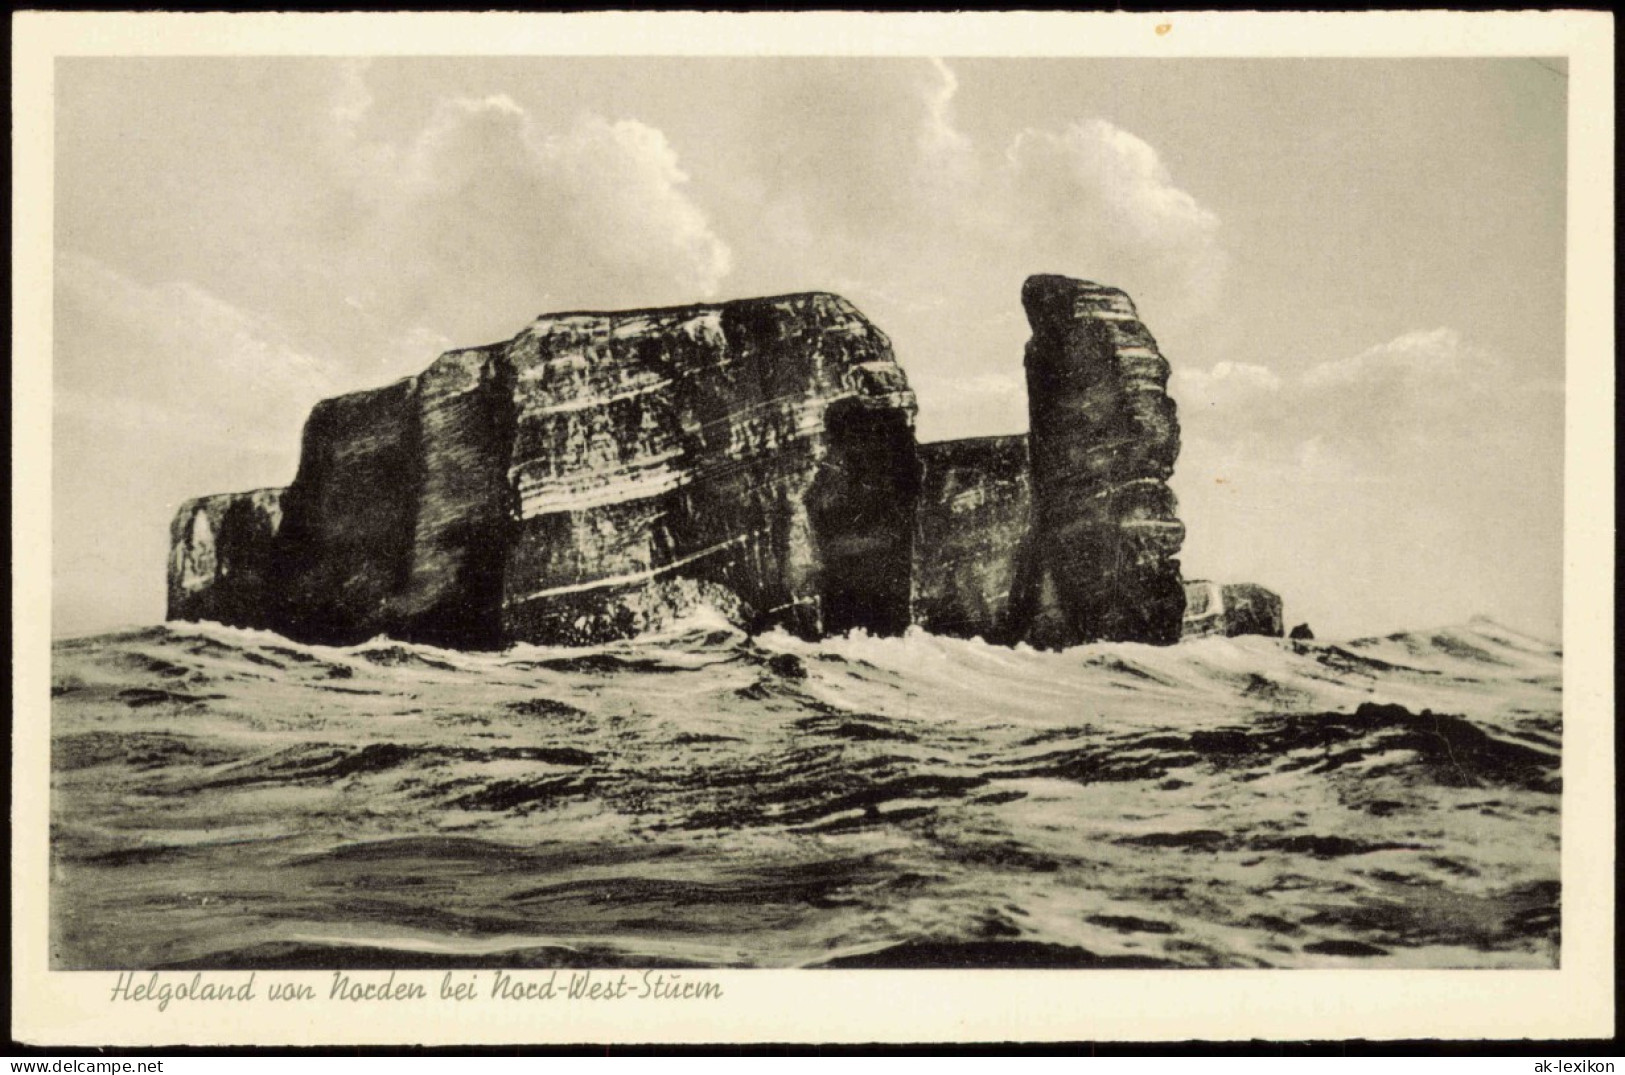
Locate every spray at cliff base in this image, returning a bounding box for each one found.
[51,612,1559,970]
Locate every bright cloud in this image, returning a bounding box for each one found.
[914,59,980,211]
[1170,328,1563,638]
[1172,360,1282,413]
[753,60,1227,412]
[1173,327,1524,470]
[1003,119,1227,316]
[332,87,732,354]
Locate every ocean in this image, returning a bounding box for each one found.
[50,613,1560,970]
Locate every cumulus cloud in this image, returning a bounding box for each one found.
[913,60,980,211]
[1172,360,1281,412]
[784,63,1225,312]
[773,62,1226,352]
[1170,328,1563,638]
[725,58,983,268]
[738,60,1227,404]
[1002,119,1227,317]
[1171,326,1533,474]
[1303,327,1479,389]
[329,85,732,356]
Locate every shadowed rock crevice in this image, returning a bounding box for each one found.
[271,379,424,645]
[911,435,1032,643]
[812,398,920,637]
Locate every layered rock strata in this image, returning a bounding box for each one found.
[169,276,1204,650]
[173,294,918,647]
[911,435,1032,642]
[1182,580,1285,639]
[1015,275,1186,647]
[497,297,919,645]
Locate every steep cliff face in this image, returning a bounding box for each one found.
[912,435,1032,642]
[267,346,518,647]
[167,488,285,630]
[399,346,518,648]
[1182,580,1285,639]
[1016,275,1186,647]
[174,293,918,648]
[270,378,423,645]
[500,295,918,644]
[167,276,1220,652]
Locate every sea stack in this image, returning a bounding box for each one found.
[1182,580,1286,639]
[1014,275,1186,647]
[169,276,1207,651]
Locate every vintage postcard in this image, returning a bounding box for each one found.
[10,10,1615,1046]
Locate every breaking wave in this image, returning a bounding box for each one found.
[51,613,1560,970]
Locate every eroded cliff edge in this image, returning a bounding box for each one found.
[175,293,918,648]
[1012,275,1186,647]
[169,275,1278,649]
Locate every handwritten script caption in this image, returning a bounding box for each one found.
[109,969,723,1012]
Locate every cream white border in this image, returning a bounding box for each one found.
[11,11,1615,1047]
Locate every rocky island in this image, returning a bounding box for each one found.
[168,274,1283,649]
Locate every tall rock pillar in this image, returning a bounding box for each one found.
[1017,274,1185,647]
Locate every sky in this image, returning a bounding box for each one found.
[52,56,1568,641]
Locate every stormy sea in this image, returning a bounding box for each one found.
[50,613,1561,971]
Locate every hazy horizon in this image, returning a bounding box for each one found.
[53,57,1567,642]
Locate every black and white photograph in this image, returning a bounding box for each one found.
[12,10,1614,1047]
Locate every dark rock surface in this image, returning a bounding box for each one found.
[912,435,1032,642]
[174,293,918,648]
[1218,584,1285,638]
[499,296,918,645]
[167,489,285,630]
[270,377,425,645]
[399,346,518,648]
[1183,580,1286,639]
[1014,275,1186,647]
[1290,623,1315,641]
[169,276,1218,652]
